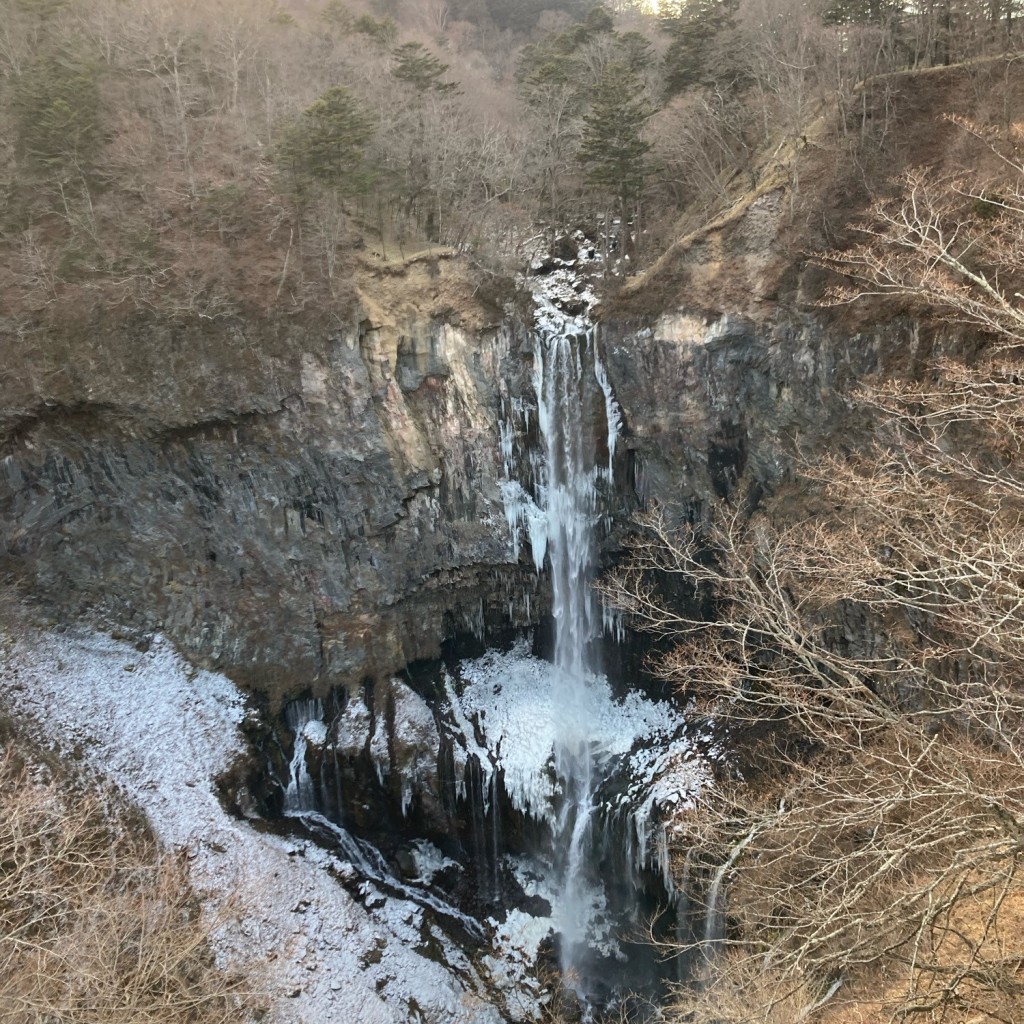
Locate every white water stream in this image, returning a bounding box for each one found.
[536,331,599,981]
[273,255,711,1009]
[284,698,326,812]
[528,311,622,988]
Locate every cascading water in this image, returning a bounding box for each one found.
[703,827,758,964]
[256,244,713,1019]
[534,329,606,987]
[284,698,326,813]
[503,260,709,1002]
[519,259,630,994]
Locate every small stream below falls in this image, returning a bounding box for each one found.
[245,248,722,1018]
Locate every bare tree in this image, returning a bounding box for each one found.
[818,147,1024,350]
[604,149,1024,1024]
[647,87,754,215]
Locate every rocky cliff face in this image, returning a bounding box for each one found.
[598,182,969,523]
[0,204,963,705]
[601,310,922,517]
[0,257,537,698]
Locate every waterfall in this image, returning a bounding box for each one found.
[284,698,326,813]
[534,332,600,683]
[702,858,728,957]
[487,257,706,999]
[703,827,758,961]
[531,324,620,989]
[676,849,695,982]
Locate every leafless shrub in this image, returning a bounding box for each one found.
[0,748,249,1024]
[604,142,1024,1022]
[605,386,1024,1019]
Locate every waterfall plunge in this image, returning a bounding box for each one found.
[531,327,620,990]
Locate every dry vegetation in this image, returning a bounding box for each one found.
[608,380,1024,1022]
[3,0,1023,334]
[7,3,1024,1023]
[0,0,661,329]
[603,128,1024,1024]
[0,738,249,1024]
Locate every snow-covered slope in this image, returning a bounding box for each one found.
[0,622,503,1024]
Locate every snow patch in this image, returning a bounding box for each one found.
[0,624,505,1024]
[445,641,710,880]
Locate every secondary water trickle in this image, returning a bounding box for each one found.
[283,698,325,812]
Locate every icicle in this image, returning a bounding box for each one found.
[499,415,516,478]
[592,334,622,478]
[601,600,626,643]
[489,771,502,902]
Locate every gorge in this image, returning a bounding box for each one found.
[3,22,1023,1021]
[0,211,921,1021]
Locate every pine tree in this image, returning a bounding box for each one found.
[579,62,652,210]
[660,0,744,97]
[276,86,375,200]
[391,43,459,94]
[351,14,398,48]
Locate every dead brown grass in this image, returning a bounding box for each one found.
[0,746,250,1024]
[815,882,1024,1024]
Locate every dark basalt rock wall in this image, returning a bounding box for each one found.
[0,235,968,704]
[0,301,539,699]
[602,304,989,546]
[600,311,928,516]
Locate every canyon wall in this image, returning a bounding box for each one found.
[0,194,961,700]
[0,259,536,698]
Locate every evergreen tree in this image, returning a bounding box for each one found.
[320,0,353,33]
[276,86,375,200]
[660,0,744,97]
[516,5,630,99]
[579,3,615,37]
[578,61,653,249]
[352,14,398,48]
[579,63,652,202]
[391,43,459,94]
[618,30,655,74]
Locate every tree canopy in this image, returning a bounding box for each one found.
[276,86,375,200]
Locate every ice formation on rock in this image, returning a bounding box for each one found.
[1,626,506,1024]
[488,241,709,994]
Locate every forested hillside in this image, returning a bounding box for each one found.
[2,0,1021,330]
